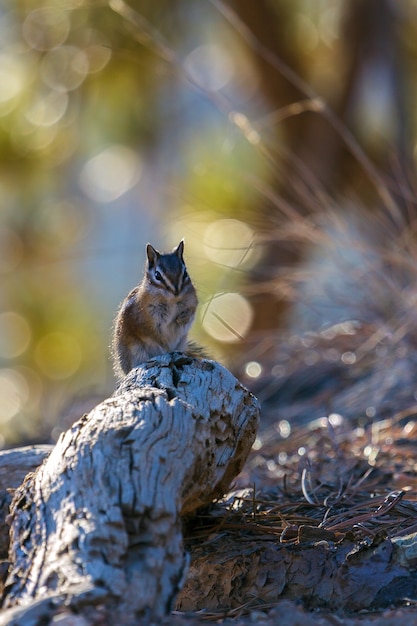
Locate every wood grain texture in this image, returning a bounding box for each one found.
[1,354,259,624]
[0,446,52,560]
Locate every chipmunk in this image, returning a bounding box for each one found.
[111,240,201,379]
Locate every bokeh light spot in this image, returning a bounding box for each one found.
[252,436,262,451]
[328,413,343,426]
[25,91,68,127]
[245,361,262,378]
[41,46,89,92]
[204,219,256,267]
[80,144,142,202]
[201,292,253,343]
[184,44,234,91]
[35,331,81,380]
[23,7,70,51]
[278,420,291,438]
[0,55,25,111]
[85,45,112,73]
[341,351,356,365]
[0,312,31,358]
[278,452,288,465]
[0,369,29,423]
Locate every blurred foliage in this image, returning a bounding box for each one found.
[1,0,417,445]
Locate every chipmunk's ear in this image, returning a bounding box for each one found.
[175,239,184,260]
[146,243,159,268]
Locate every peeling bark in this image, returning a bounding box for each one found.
[1,354,259,624]
[177,531,417,612]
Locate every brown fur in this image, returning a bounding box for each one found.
[111,241,200,379]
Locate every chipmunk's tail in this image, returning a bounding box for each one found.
[185,340,210,360]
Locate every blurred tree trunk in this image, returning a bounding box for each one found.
[231,0,412,341]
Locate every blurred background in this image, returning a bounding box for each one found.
[1,0,417,446]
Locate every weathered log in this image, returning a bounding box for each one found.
[177,528,417,613]
[1,354,259,624]
[1,437,417,620]
[0,446,52,560]
[0,446,52,494]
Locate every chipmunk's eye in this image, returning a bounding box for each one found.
[154,270,163,281]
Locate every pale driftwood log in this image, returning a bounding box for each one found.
[0,445,52,494]
[1,354,259,625]
[0,446,52,559]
